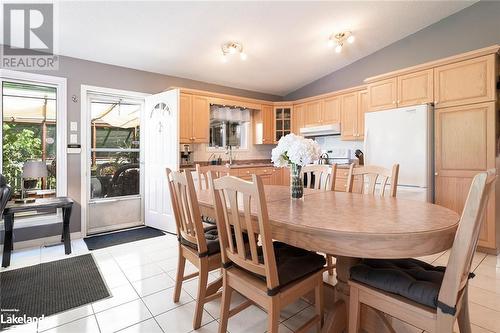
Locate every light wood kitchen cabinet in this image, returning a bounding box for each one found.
[274,106,292,143]
[304,100,323,126]
[179,93,193,143]
[397,69,434,107]
[334,167,362,193]
[191,95,210,143]
[434,54,497,108]
[357,90,368,140]
[253,105,274,144]
[367,77,397,111]
[292,104,305,134]
[340,92,360,140]
[434,102,497,249]
[435,102,496,177]
[236,166,284,186]
[322,96,341,124]
[179,93,210,143]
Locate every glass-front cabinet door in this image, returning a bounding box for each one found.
[274,106,291,143]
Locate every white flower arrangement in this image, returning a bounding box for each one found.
[271,133,321,167]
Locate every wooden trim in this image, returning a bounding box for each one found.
[291,85,368,105]
[173,87,275,106]
[365,45,500,83]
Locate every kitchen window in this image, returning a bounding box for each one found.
[209,104,250,149]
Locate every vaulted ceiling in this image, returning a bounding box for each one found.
[57,1,476,96]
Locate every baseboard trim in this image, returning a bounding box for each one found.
[0,232,82,251]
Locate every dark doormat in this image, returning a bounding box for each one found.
[84,226,165,250]
[0,254,109,330]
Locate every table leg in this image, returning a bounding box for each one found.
[322,256,361,333]
[2,214,14,268]
[62,205,72,255]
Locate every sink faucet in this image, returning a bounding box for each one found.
[225,145,234,165]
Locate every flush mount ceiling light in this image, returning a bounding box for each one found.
[221,41,247,62]
[327,31,355,53]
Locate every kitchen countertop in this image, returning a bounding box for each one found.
[180,161,359,170]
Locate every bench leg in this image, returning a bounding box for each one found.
[62,205,72,255]
[2,214,14,267]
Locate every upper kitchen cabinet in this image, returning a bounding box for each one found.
[304,100,323,126]
[340,92,359,140]
[292,104,304,135]
[357,90,368,139]
[253,104,274,144]
[191,95,210,143]
[434,54,497,108]
[179,93,210,144]
[180,93,193,143]
[322,96,341,124]
[397,69,434,107]
[367,77,397,111]
[274,106,292,143]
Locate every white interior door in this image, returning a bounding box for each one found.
[144,89,179,232]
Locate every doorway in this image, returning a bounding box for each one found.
[82,88,146,235]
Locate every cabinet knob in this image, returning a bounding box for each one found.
[397,100,400,104]
[392,101,396,104]
[435,172,438,176]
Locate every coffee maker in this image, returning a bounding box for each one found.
[180,144,194,167]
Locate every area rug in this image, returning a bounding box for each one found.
[0,254,109,329]
[84,226,165,250]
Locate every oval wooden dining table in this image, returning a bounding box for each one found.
[196,185,460,333]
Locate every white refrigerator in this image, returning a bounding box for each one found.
[364,104,434,202]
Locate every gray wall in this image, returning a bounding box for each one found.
[285,1,500,100]
[3,55,281,244]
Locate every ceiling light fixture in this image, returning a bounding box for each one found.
[328,31,354,54]
[221,41,247,62]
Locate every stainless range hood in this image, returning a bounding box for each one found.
[300,123,341,137]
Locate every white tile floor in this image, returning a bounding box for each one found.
[2,233,500,333]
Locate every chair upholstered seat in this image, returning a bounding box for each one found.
[180,225,220,256]
[249,242,326,293]
[350,258,455,309]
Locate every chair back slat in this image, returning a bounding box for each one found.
[195,164,230,190]
[301,164,337,191]
[166,168,208,254]
[243,193,259,264]
[210,174,280,289]
[347,164,399,197]
[438,170,495,309]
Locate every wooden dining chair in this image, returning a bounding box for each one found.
[301,164,338,276]
[346,164,399,197]
[166,168,223,330]
[348,171,494,333]
[301,164,337,191]
[195,164,230,191]
[210,173,326,333]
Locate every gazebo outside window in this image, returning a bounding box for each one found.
[90,100,140,199]
[2,81,57,199]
